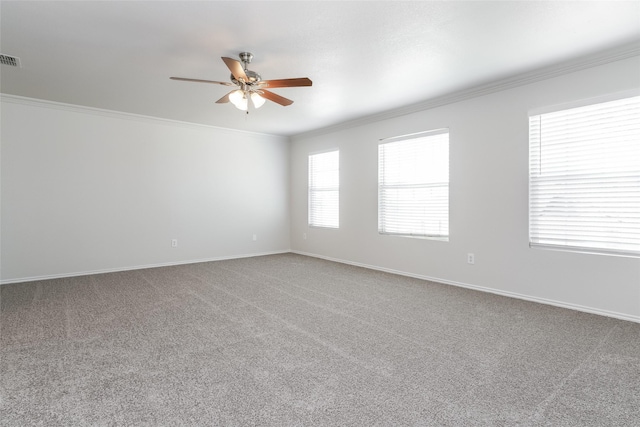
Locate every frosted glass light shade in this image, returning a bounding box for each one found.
[236,95,248,111]
[228,90,243,106]
[251,93,266,109]
[229,90,248,111]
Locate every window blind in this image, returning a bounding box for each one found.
[529,95,640,257]
[308,150,339,228]
[378,130,449,238]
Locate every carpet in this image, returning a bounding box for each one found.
[1,253,638,426]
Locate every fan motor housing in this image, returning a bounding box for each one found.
[231,69,262,86]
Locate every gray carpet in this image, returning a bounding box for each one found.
[1,253,638,426]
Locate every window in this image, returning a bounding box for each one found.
[308,150,339,228]
[529,94,640,257]
[378,129,449,239]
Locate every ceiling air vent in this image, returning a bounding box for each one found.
[0,54,21,67]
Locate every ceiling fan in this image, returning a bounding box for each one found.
[170,52,312,111]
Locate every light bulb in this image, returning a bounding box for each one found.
[251,92,266,109]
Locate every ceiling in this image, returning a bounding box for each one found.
[1,1,639,137]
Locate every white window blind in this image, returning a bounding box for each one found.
[308,150,339,228]
[529,95,640,257]
[378,130,449,239]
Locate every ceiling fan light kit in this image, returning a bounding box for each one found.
[170,52,312,112]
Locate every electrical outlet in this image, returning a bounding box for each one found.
[252,234,257,241]
[467,253,475,265]
[171,239,178,248]
[303,233,307,240]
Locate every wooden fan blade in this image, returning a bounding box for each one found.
[216,92,233,104]
[222,57,248,82]
[170,77,234,86]
[259,78,312,88]
[259,89,293,106]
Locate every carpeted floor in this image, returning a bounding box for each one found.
[1,253,638,426]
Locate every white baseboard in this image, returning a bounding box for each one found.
[0,250,290,285]
[5,249,638,324]
[291,250,640,324]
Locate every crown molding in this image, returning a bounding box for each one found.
[0,94,286,141]
[3,41,638,142]
[292,41,640,141]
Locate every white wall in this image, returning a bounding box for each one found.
[1,97,290,282]
[2,57,639,322]
[290,56,640,322]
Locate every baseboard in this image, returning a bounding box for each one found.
[291,250,640,324]
[5,249,638,324]
[0,250,290,285]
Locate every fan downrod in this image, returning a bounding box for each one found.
[239,52,253,68]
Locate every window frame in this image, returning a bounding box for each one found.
[378,129,450,240]
[308,149,340,229]
[528,91,640,258]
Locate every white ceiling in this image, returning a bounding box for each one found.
[1,1,639,136]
